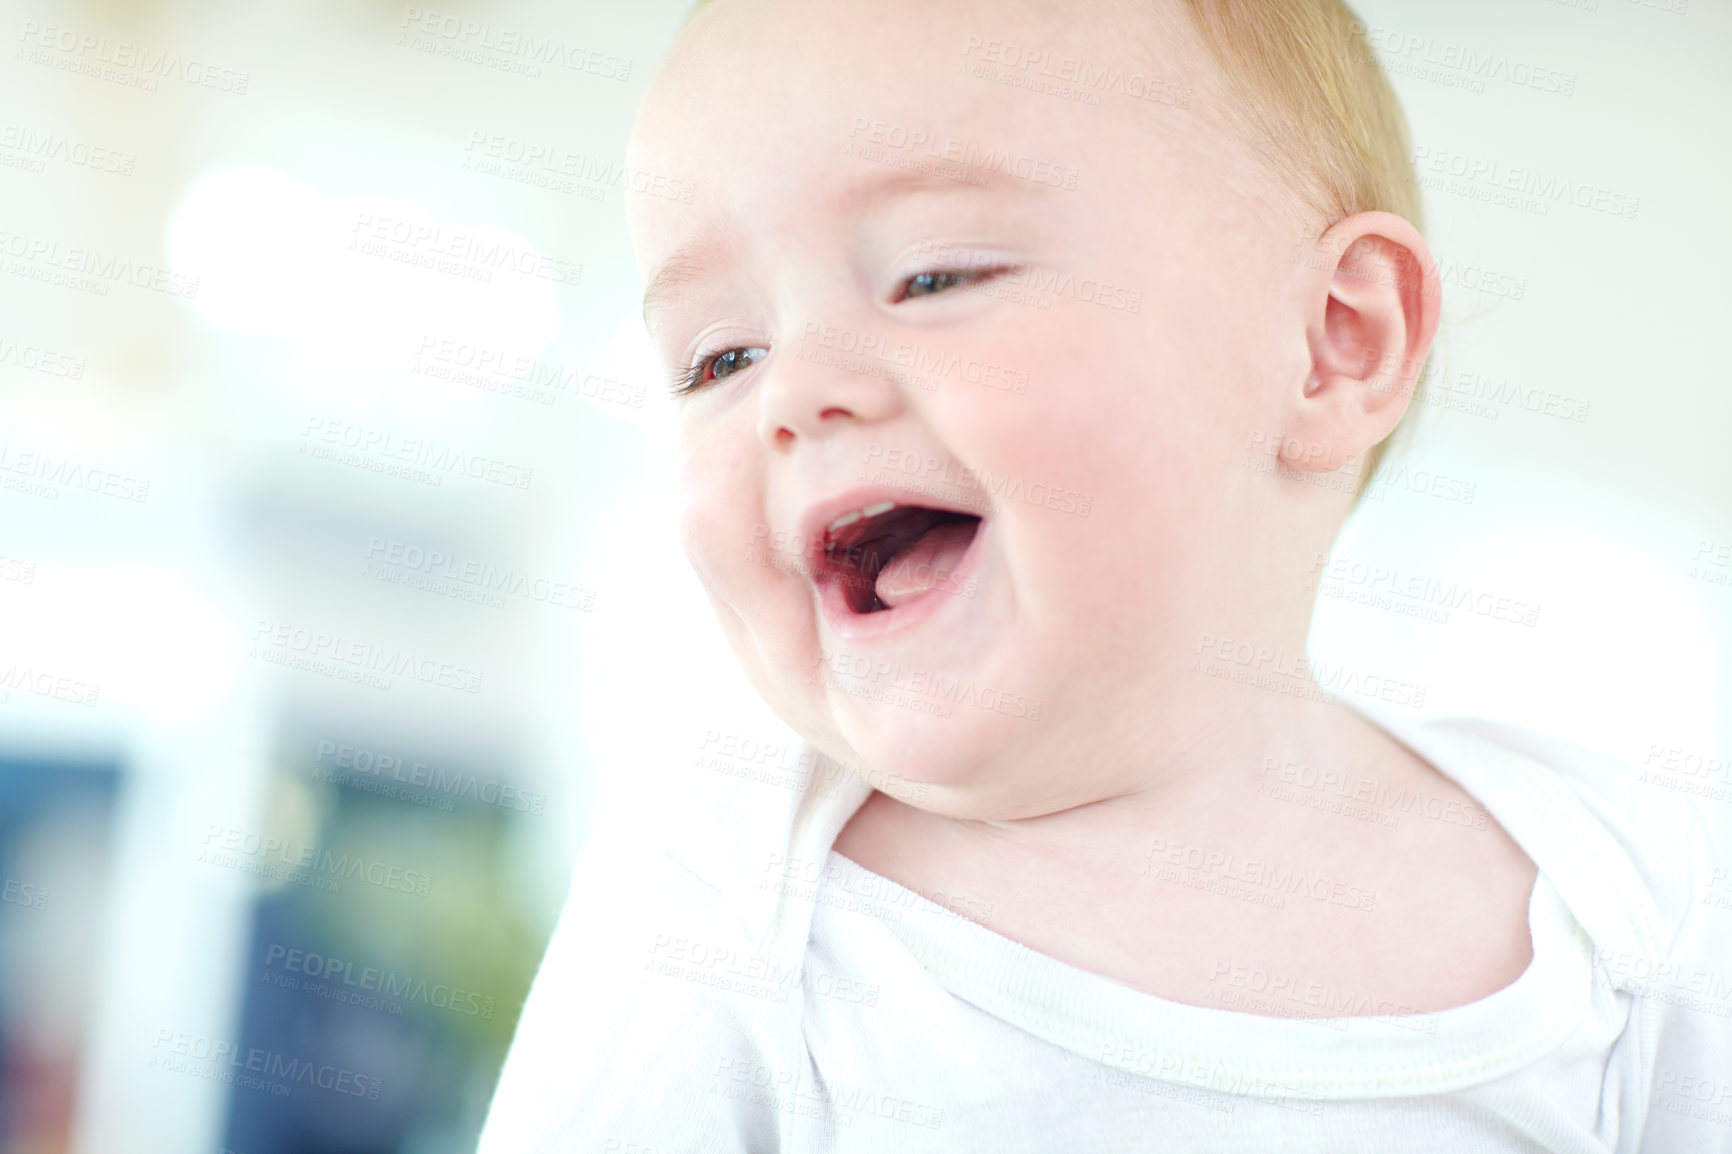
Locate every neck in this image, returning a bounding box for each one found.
[842,682,1435,886]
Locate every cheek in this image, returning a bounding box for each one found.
[674,436,752,590]
[673,431,800,619]
[975,311,1216,498]
[674,492,724,589]
[967,314,1232,616]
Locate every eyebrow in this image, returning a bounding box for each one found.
[639,165,1034,329]
[641,244,716,331]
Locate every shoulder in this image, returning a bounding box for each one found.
[478,753,873,1154]
[1374,707,1717,969]
[477,820,798,1154]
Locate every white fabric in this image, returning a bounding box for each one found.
[478,702,1732,1153]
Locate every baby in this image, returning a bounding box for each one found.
[480,0,1729,1150]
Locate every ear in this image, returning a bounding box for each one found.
[1278,211,1441,476]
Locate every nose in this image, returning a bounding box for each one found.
[755,326,906,453]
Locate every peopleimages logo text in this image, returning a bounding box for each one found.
[264,944,495,1018]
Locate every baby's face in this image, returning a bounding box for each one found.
[628,0,1335,815]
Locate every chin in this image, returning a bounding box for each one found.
[832,702,1036,800]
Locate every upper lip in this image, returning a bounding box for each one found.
[795,482,988,585]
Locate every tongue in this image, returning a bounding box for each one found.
[874,521,976,609]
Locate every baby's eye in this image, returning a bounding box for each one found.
[674,344,767,396]
[897,264,1009,302]
[707,347,765,380]
[904,270,974,298]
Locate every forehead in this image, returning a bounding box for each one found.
[641,0,1145,141]
[625,0,1220,318]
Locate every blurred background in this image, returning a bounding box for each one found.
[0,0,1727,1151]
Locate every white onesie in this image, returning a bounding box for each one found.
[478,701,1732,1153]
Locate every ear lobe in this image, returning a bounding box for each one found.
[1278,212,1441,476]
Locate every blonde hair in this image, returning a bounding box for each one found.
[679,0,1425,495]
[1174,0,1424,495]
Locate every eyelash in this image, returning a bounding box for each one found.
[671,264,1010,397]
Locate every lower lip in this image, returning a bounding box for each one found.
[815,518,991,643]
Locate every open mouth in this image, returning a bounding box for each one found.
[818,503,983,614]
